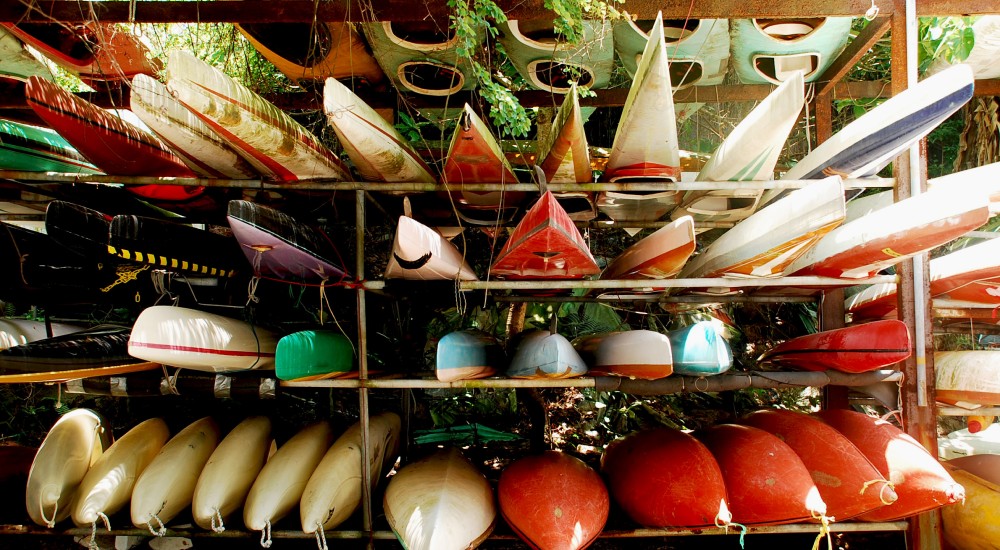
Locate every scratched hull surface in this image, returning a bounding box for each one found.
[757,320,911,373]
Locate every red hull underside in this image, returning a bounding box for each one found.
[759,319,911,373]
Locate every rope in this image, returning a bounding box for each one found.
[865,0,880,21]
[147,514,167,537]
[210,508,226,533]
[319,280,358,358]
[39,500,57,529]
[810,513,834,550]
[260,519,272,548]
[860,478,898,505]
[314,522,329,550]
[162,365,181,396]
[246,276,261,306]
[88,512,112,550]
[724,521,747,549]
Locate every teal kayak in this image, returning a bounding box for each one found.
[0,118,100,173]
[667,321,733,376]
[276,330,356,381]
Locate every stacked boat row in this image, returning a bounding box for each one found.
[23,407,966,549]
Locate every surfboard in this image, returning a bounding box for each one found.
[72,417,170,527]
[26,409,112,527]
[383,447,496,550]
[128,306,280,373]
[192,416,272,531]
[300,412,401,534]
[131,417,220,532]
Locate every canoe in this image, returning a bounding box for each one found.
[361,21,478,96]
[109,215,246,278]
[785,184,991,279]
[300,412,401,534]
[698,423,827,525]
[741,409,897,520]
[130,73,259,180]
[507,330,588,379]
[757,319,911,373]
[26,409,112,527]
[847,235,1000,319]
[440,103,525,218]
[275,330,356,381]
[935,350,1000,408]
[730,17,852,85]
[600,216,696,282]
[613,16,730,87]
[44,201,113,255]
[498,451,608,550]
[0,318,82,351]
[815,408,964,521]
[323,75,437,185]
[192,416,272,531]
[244,421,335,534]
[0,325,159,383]
[0,25,54,87]
[24,76,199,183]
[166,50,351,182]
[227,200,350,284]
[237,21,384,85]
[535,85,597,221]
[926,15,1000,79]
[127,305,280,373]
[667,321,734,376]
[672,71,804,226]
[0,118,100,174]
[72,417,170,528]
[383,447,496,550]
[599,14,681,225]
[436,330,504,382]
[490,191,599,279]
[130,417,220,532]
[941,460,1000,550]
[760,64,975,206]
[2,22,160,85]
[573,330,673,380]
[384,215,479,281]
[497,19,614,93]
[677,175,845,280]
[601,427,731,528]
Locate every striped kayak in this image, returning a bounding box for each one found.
[573,330,673,380]
[384,215,478,281]
[497,19,614,93]
[847,235,1000,319]
[491,191,599,279]
[275,330,355,381]
[109,215,245,278]
[130,73,259,180]
[323,75,436,185]
[786,183,990,279]
[678,175,845,280]
[128,305,280,373]
[730,17,852,85]
[166,50,351,182]
[227,200,350,284]
[667,321,734,376]
[507,330,588,379]
[757,319,911,373]
[0,118,99,174]
[0,325,158,383]
[761,64,975,206]
[613,16,729,87]
[441,103,524,220]
[435,330,504,382]
[237,21,384,85]
[600,216,696,283]
[673,70,804,226]
[599,13,681,226]
[361,21,478,96]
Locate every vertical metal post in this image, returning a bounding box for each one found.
[355,190,374,546]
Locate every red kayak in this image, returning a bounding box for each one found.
[757,319,911,373]
[601,427,731,528]
[698,424,827,526]
[741,409,897,520]
[815,409,965,522]
[24,76,202,202]
[498,451,608,550]
[491,191,599,279]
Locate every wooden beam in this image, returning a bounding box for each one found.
[815,15,892,98]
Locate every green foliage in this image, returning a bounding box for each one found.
[543,0,624,43]
[427,388,518,427]
[918,16,975,73]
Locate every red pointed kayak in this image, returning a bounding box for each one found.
[741,409,896,520]
[757,319,911,373]
[490,191,599,279]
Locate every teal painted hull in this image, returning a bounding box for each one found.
[361,21,479,96]
[498,20,614,93]
[731,18,852,85]
[667,321,733,376]
[0,118,99,173]
[436,330,504,382]
[276,330,355,381]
